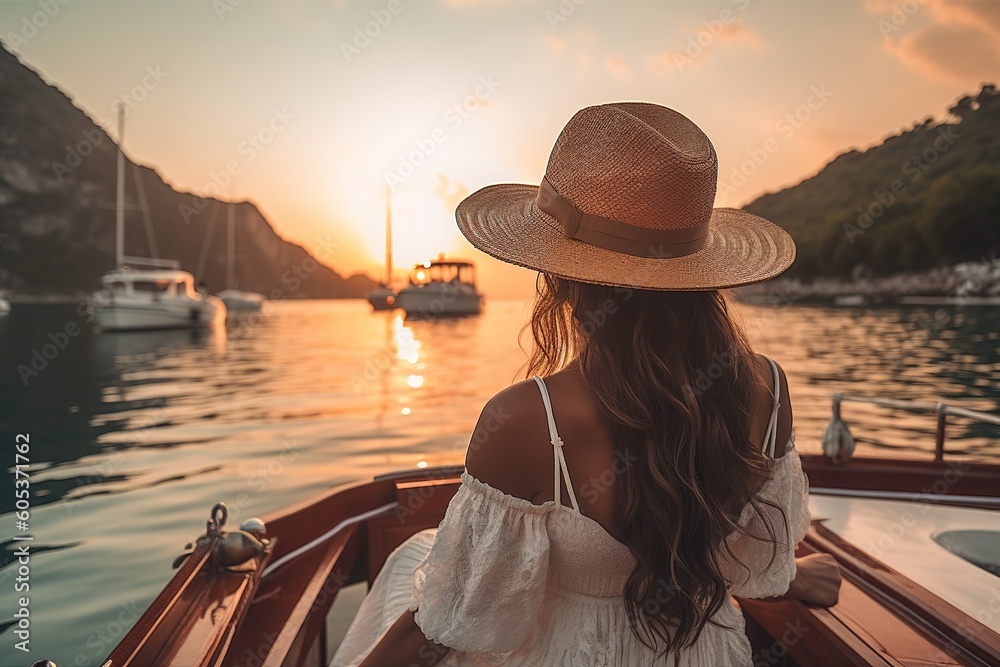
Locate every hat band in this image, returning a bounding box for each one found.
[535,178,709,259]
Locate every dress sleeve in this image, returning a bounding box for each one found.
[409,472,551,654]
[722,436,811,599]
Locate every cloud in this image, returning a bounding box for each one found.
[440,0,539,7]
[715,21,762,47]
[932,0,1000,38]
[872,0,1000,82]
[572,51,593,80]
[647,52,688,75]
[538,28,625,81]
[886,21,1000,81]
[864,0,901,11]
[602,55,632,80]
[541,33,569,56]
[433,174,468,212]
[646,20,762,75]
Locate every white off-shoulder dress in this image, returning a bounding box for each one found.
[332,357,810,666]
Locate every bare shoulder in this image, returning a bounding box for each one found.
[752,353,794,458]
[464,379,551,502]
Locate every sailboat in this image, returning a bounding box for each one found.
[217,202,267,312]
[91,105,226,332]
[366,186,398,311]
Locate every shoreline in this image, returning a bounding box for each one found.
[0,293,368,306]
[735,259,1000,306]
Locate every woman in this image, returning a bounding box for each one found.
[333,102,841,666]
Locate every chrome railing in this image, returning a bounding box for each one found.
[823,393,1000,463]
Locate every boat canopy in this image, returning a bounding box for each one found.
[101,269,197,285]
[100,269,198,298]
[410,259,476,286]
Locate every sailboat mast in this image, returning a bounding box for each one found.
[115,104,125,269]
[227,202,236,289]
[385,186,393,285]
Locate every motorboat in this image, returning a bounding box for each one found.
[93,392,1000,667]
[395,256,483,317]
[92,269,225,331]
[0,297,9,316]
[91,105,226,331]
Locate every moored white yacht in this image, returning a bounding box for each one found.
[93,268,225,331]
[91,105,227,332]
[395,256,483,317]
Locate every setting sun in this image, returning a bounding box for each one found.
[3,1,999,664]
[358,186,466,284]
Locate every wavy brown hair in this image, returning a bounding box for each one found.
[523,274,784,661]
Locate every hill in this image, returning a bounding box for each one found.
[744,85,1000,281]
[0,43,374,297]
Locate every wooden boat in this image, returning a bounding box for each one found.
[90,395,1000,667]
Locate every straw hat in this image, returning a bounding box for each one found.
[456,102,795,291]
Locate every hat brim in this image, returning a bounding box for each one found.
[456,183,796,291]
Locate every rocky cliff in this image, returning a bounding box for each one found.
[0,43,374,297]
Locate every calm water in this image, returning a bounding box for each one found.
[1,298,998,665]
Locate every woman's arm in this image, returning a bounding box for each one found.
[358,609,449,667]
[359,388,543,666]
[773,553,842,606]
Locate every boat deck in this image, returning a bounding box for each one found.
[105,454,1000,667]
[809,493,1000,634]
[320,494,1000,659]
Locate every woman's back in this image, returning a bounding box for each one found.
[332,102,833,667]
[333,354,811,667]
[464,353,794,544]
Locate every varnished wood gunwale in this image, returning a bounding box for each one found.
[222,478,401,667]
[107,456,1000,667]
[104,540,218,666]
[804,522,1000,666]
[104,533,273,667]
[801,454,1000,509]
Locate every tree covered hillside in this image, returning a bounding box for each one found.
[745,85,1000,280]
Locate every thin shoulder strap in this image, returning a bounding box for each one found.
[760,354,781,458]
[532,376,580,512]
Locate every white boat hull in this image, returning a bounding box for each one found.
[218,289,266,312]
[395,286,481,317]
[93,295,225,331]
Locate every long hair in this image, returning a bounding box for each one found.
[523,274,782,660]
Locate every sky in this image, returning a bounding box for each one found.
[2,0,998,297]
